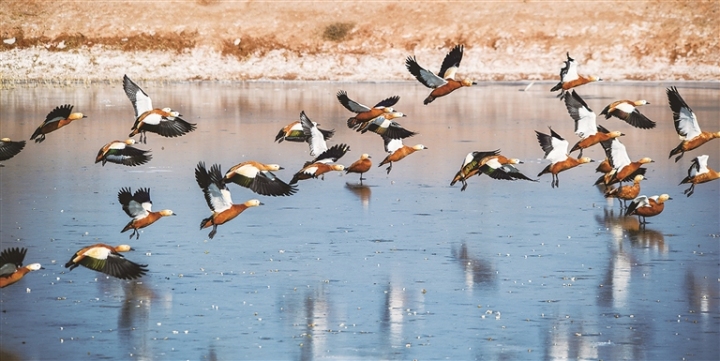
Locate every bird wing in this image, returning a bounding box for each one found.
[0,139,26,161]
[405,56,446,89]
[438,44,464,79]
[565,91,597,138]
[43,104,74,125]
[300,111,328,157]
[666,86,701,139]
[383,137,404,153]
[123,75,153,118]
[336,90,371,113]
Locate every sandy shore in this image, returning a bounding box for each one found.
[1,1,718,83]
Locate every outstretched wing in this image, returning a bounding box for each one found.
[123,74,153,118]
[405,56,446,89]
[438,44,464,80]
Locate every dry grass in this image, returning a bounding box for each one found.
[1,30,197,53]
[322,22,355,42]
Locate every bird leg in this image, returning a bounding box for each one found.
[208,225,218,239]
[385,163,393,174]
[683,184,695,197]
[460,181,468,192]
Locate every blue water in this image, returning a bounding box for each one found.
[1,81,718,361]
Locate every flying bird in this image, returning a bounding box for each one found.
[550,52,602,99]
[30,104,86,143]
[0,247,43,288]
[123,74,197,143]
[405,44,474,105]
[535,127,593,188]
[118,187,176,239]
[223,161,297,197]
[667,86,719,162]
[337,90,400,129]
[95,139,152,166]
[64,244,148,280]
[679,154,719,197]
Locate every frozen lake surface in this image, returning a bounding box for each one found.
[1,81,718,360]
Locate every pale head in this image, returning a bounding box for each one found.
[608,131,625,138]
[115,245,134,252]
[634,100,650,106]
[633,174,645,183]
[588,76,602,82]
[1,137,11,142]
[124,139,137,145]
[265,164,282,171]
[331,164,345,171]
[386,111,406,119]
[245,199,264,207]
[461,79,474,87]
[578,157,594,164]
[412,144,428,151]
[159,209,176,217]
[360,154,371,160]
[638,157,654,164]
[26,263,43,271]
[657,194,672,203]
[508,158,522,165]
[69,112,86,120]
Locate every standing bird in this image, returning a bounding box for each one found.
[123,74,197,143]
[345,153,372,184]
[275,120,334,143]
[667,86,720,162]
[354,111,416,139]
[195,162,263,239]
[223,161,297,197]
[0,247,43,288]
[625,194,672,225]
[600,99,655,129]
[378,137,427,174]
[30,104,86,143]
[337,90,400,129]
[118,187,176,239]
[679,154,720,197]
[535,127,593,188]
[290,143,350,184]
[550,52,602,99]
[64,244,148,280]
[405,44,474,105]
[95,139,152,166]
[563,90,624,157]
[0,138,26,162]
[604,174,645,209]
[300,111,332,157]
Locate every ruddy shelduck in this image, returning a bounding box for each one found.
[595,138,653,186]
[290,143,350,184]
[196,162,263,239]
[337,90,400,129]
[64,243,147,280]
[30,104,86,143]
[601,99,656,129]
[95,139,152,166]
[550,53,601,99]
[405,44,474,105]
[345,153,372,184]
[450,150,501,191]
[275,120,334,143]
[604,174,645,208]
[118,187,176,239]
[535,127,593,188]
[479,157,537,183]
[667,86,720,162]
[223,161,297,197]
[625,194,672,225]
[355,111,416,139]
[378,137,427,174]
[123,75,197,143]
[679,155,719,197]
[564,90,624,157]
[0,247,43,288]
[0,138,26,162]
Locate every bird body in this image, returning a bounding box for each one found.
[95,139,152,166]
[563,90,624,157]
[625,194,671,225]
[337,90,400,128]
[224,161,297,197]
[535,128,592,188]
[123,74,196,143]
[345,153,372,184]
[604,174,644,208]
[600,99,655,129]
[275,120,334,143]
[64,244,148,280]
[679,154,720,197]
[378,137,427,174]
[195,162,263,239]
[550,53,601,99]
[0,248,42,288]
[405,45,473,104]
[30,104,86,143]
[118,187,175,239]
[667,86,719,162]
